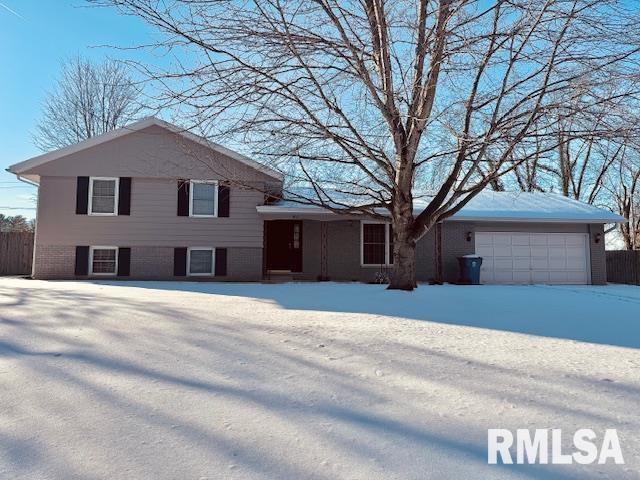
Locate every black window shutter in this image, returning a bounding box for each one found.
[218,185,230,217]
[215,248,227,276]
[117,247,131,276]
[75,246,89,275]
[177,180,190,216]
[76,177,89,214]
[118,177,131,215]
[174,247,187,276]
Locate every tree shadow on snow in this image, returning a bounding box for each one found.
[0,281,633,479]
[94,281,640,350]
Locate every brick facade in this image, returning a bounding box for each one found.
[588,224,606,285]
[33,244,77,279]
[32,221,607,284]
[33,245,262,281]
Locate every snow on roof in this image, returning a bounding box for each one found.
[258,188,625,223]
[440,190,624,223]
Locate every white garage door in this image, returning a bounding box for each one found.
[475,232,590,284]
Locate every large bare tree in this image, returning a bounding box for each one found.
[34,56,143,151]
[607,151,640,250]
[503,82,640,207]
[96,0,640,289]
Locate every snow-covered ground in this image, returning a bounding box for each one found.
[0,278,639,479]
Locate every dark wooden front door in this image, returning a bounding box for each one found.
[265,220,302,272]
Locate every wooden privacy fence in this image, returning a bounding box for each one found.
[0,232,34,276]
[606,250,640,285]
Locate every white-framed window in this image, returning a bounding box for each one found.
[89,177,119,215]
[187,247,215,276]
[89,246,118,276]
[189,180,218,217]
[361,221,394,266]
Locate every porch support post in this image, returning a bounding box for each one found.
[320,221,329,281]
[435,222,443,284]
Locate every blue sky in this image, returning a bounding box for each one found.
[0,0,153,218]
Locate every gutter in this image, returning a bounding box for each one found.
[5,167,39,187]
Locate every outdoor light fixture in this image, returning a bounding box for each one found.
[594,232,602,244]
[466,231,473,242]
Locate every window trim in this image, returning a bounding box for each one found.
[360,221,393,267]
[89,246,118,276]
[189,180,219,218]
[88,177,119,216]
[187,247,216,276]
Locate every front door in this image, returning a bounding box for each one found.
[265,220,302,272]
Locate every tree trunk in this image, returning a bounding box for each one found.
[388,222,418,291]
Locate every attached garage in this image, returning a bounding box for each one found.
[258,189,623,285]
[475,232,590,284]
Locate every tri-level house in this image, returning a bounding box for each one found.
[8,118,623,284]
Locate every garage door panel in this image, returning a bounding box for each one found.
[531,234,549,245]
[513,257,530,269]
[476,245,494,257]
[531,271,550,283]
[531,257,549,269]
[567,271,588,283]
[566,250,586,259]
[548,247,566,257]
[548,236,566,246]
[476,232,589,285]
[494,257,513,269]
[475,234,493,246]
[492,234,512,246]
[512,246,530,256]
[531,246,548,257]
[565,235,585,247]
[511,235,531,246]
[566,257,586,269]
[548,258,566,270]
[495,247,513,257]
[548,271,567,282]
[494,270,515,282]
[513,270,531,283]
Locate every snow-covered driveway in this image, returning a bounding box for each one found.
[0,278,639,479]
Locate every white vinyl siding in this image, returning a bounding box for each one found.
[89,177,119,215]
[187,247,215,276]
[475,232,589,284]
[189,180,218,217]
[89,246,118,275]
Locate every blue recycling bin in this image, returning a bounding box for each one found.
[458,255,483,285]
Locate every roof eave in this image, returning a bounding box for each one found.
[445,215,626,224]
[257,205,625,224]
[7,117,283,181]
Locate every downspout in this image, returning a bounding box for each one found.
[6,170,39,278]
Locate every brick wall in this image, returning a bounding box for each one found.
[33,245,262,281]
[300,220,438,283]
[33,245,76,279]
[442,222,475,282]
[588,224,606,285]
[228,247,263,281]
[130,247,174,279]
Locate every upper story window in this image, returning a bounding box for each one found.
[361,221,394,266]
[190,180,218,217]
[89,177,119,215]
